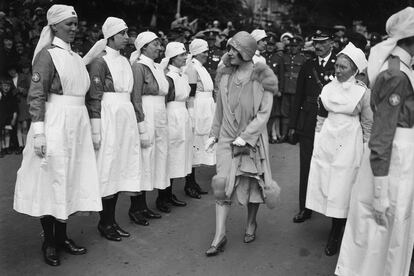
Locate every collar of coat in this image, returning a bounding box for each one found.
[215,53,279,95]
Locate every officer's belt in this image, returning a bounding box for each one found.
[305,96,318,103]
[284,72,299,78]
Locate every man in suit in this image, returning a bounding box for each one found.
[288,30,336,223]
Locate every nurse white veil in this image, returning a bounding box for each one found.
[83,17,128,65]
[32,4,77,64]
[368,7,414,87]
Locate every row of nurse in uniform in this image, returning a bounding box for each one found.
[13,4,217,267]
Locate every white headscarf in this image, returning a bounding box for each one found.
[250,29,267,42]
[129,31,158,64]
[189,39,208,56]
[83,17,128,65]
[160,42,187,69]
[32,4,77,64]
[368,7,414,87]
[337,42,367,72]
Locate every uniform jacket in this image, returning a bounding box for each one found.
[289,52,336,138]
[282,52,307,94]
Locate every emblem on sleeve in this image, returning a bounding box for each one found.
[388,94,401,106]
[31,72,41,83]
[93,76,101,85]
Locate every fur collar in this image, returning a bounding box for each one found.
[215,53,279,95]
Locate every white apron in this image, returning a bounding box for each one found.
[138,58,169,190]
[190,59,216,166]
[14,46,102,220]
[166,66,193,178]
[96,51,142,198]
[336,61,414,276]
[306,79,365,218]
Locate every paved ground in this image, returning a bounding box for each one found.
[0,143,340,276]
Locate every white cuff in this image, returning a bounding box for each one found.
[138,122,147,134]
[90,118,101,134]
[32,122,44,135]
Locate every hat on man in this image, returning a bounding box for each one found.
[312,28,333,42]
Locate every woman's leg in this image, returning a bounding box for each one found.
[40,216,59,266]
[22,120,28,146]
[211,202,231,246]
[4,129,10,152]
[246,203,260,234]
[17,121,23,148]
[55,220,87,254]
[325,218,346,256]
[168,179,186,206]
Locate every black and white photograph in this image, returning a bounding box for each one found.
[1,0,414,275]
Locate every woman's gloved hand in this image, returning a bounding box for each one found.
[372,176,390,226]
[91,118,101,150]
[232,136,246,147]
[140,132,151,148]
[34,133,46,158]
[205,137,217,152]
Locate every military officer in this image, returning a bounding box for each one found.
[205,32,225,81]
[266,38,284,143]
[280,36,307,142]
[288,29,336,223]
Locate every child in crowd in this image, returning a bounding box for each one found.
[0,78,18,157]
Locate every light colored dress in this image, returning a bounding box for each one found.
[185,58,216,166]
[14,37,102,220]
[306,77,373,218]
[166,65,193,178]
[211,63,279,206]
[86,46,142,198]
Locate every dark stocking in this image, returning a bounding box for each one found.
[40,216,55,245]
[130,192,148,212]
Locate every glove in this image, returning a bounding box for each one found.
[205,137,217,152]
[188,107,195,130]
[140,132,151,148]
[92,133,101,150]
[34,133,46,158]
[232,136,246,147]
[372,176,390,226]
[90,118,101,150]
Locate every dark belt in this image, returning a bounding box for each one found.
[305,96,318,103]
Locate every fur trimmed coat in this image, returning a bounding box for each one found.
[210,54,280,208]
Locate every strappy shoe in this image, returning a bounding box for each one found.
[244,223,257,243]
[205,236,227,257]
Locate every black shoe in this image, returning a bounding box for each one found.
[205,236,227,257]
[156,198,171,213]
[112,223,130,237]
[243,222,257,243]
[128,210,149,226]
[57,239,87,255]
[325,237,340,256]
[184,186,201,199]
[141,208,161,219]
[98,223,121,241]
[194,183,208,195]
[293,210,312,223]
[168,194,187,207]
[42,242,60,266]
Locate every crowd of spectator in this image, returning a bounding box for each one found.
[0,0,386,157]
